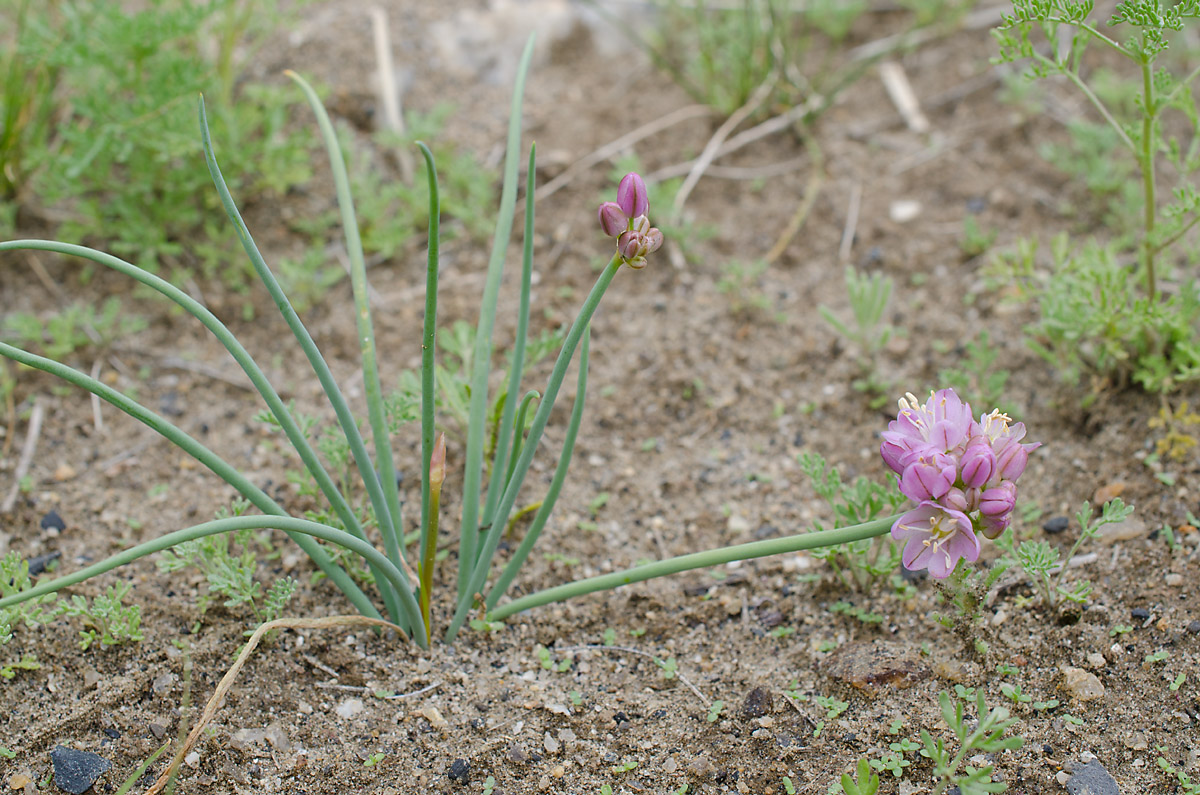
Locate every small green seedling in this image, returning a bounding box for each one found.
[707,700,725,723]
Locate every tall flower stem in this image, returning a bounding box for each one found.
[1140,44,1158,301]
[488,516,897,621]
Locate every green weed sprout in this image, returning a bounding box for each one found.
[920,690,1023,795]
[1009,499,1133,608]
[994,1,1200,393]
[820,266,896,406]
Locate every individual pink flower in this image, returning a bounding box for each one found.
[978,481,1017,518]
[598,202,627,237]
[880,389,974,474]
[978,409,1039,482]
[892,501,980,579]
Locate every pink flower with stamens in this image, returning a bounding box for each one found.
[892,501,980,579]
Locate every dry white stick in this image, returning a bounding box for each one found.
[879,61,930,134]
[532,105,714,204]
[2,399,44,513]
[644,99,815,185]
[672,76,776,221]
[369,6,414,183]
[838,181,863,263]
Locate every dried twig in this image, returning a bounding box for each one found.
[671,76,776,222]
[2,399,44,513]
[839,181,863,263]
[532,105,714,205]
[764,136,824,265]
[145,615,404,795]
[369,6,414,183]
[879,60,930,133]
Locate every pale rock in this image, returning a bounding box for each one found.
[543,732,560,753]
[1098,517,1146,545]
[1061,667,1105,702]
[420,706,448,729]
[1166,573,1184,587]
[1086,653,1107,669]
[889,200,922,223]
[335,698,364,719]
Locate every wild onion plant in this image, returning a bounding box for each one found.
[0,37,1044,651]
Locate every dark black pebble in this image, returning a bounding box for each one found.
[28,550,61,576]
[447,758,470,784]
[1065,759,1120,795]
[1043,516,1070,534]
[50,745,112,795]
[1186,621,1200,634]
[741,686,773,719]
[1131,608,1151,621]
[41,510,66,532]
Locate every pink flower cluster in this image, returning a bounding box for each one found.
[881,389,1039,578]
[598,173,663,269]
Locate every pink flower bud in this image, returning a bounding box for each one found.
[598,201,627,238]
[644,227,663,254]
[900,453,956,501]
[959,439,996,489]
[429,432,446,490]
[617,230,645,260]
[979,481,1016,518]
[616,173,649,219]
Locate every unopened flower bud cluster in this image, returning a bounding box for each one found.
[597,173,663,269]
[881,388,1040,578]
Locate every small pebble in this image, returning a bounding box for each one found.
[447,758,470,784]
[50,745,112,795]
[420,706,448,730]
[53,463,77,482]
[1187,621,1200,634]
[543,733,560,753]
[507,745,529,764]
[741,687,773,719]
[1061,667,1105,702]
[1166,573,1183,587]
[8,774,33,790]
[1086,653,1106,669]
[889,199,922,223]
[335,698,364,719]
[1043,516,1070,534]
[1124,732,1148,751]
[40,511,66,532]
[297,701,313,715]
[148,722,167,740]
[1131,608,1151,621]
[1065,759,1120,795]
[184,752,200,769]
[1099,516,1145,545]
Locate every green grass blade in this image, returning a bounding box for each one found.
[198,97,412,627]
[0,340,384,623]
[458,34,538,600]
[502,390,541,493]
[282,74,407,604]
[485,328,588,609]
[416,141,440,610]
[482,143,537,530]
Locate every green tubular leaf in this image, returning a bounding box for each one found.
[459,34,537,600]
[0,516,422,648]
[487,515,897,622]
[417,141,440,597]
[482,143,538,532]
[198,96,411,628]
[503,390,542,492]
[485,329,589,610]
[282,73,407,608]
[0,339,387,626]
